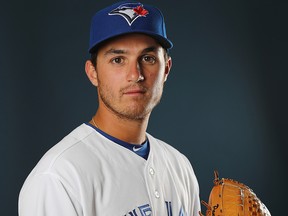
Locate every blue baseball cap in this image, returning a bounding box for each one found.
[88,1,173,53]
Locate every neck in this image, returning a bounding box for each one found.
[91,109,150,145]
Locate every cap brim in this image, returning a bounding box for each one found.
[88,31,173,53]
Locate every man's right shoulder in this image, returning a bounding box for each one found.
[31,123,95,174]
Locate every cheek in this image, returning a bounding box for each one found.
[97,71,123,94]
[149,69,167,85]
[148,73,166,96]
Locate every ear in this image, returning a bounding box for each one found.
[164,57,172,82]
[85,60,98,86]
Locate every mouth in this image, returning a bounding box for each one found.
[124,89,145,96]
[122,85,147,96]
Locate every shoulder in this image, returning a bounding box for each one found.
[27,124,95,175]
[147,133,188,159]
[19,124,95,205]
[147,133,194,171]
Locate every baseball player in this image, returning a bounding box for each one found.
[18,1,201,215]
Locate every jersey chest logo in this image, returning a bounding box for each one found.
[124,201,186,216]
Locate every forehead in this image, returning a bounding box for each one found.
[97,33,163,54]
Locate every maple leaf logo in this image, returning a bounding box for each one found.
[133,6,148,16]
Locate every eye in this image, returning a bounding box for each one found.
[141,55,156,64]
[111,57,124,64]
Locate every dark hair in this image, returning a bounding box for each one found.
[90,51,98,68]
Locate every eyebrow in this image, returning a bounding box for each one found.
[104,49,126,55]
[104,46,158,56]
[142,46,158,54]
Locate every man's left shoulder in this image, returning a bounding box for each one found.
[147,133,190,163]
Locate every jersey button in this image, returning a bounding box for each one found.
[154,190,160,198]
[149,167,155,176]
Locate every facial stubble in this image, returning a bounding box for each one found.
[97,80,164,121]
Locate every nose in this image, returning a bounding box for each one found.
[127,61,144,82]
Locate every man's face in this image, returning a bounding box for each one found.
[93,33,171,121]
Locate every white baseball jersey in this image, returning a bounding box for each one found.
[18,123,200,216]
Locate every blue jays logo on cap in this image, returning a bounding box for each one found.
[109,3,149,26]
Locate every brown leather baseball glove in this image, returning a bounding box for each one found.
[199,171,271,216]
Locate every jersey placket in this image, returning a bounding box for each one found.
[144,154,166,215]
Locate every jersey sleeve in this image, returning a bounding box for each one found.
[18,173,82,216]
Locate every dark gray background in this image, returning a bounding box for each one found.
[1,0,286,215]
